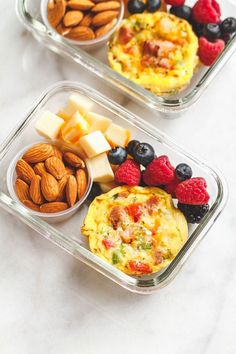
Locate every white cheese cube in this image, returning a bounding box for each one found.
[61,111,90,144]
[105,123,130,148]
[99,181,118,193]
[35,110,64,140]
[86,153,114,183]
[79,131,111,158]
[86,112,112,133]
[66,93,94,116]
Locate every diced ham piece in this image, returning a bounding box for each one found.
[109,205,127,230]
[142,40,160,57]
[118,26,134,45]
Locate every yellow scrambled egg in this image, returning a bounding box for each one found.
[82,186,188,276]
[108,12,199,95]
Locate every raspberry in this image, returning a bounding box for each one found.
[165,0,185,6]
[165,177,180,197]
[115,159,141,186]
[198,36,225,66]
[143,156,175,186]
[176,177,210,205]
[192,0,221,24]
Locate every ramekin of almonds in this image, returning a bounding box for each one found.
[41,0,124,49]
[7,141,92,223]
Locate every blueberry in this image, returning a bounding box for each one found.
[178,203,209,224]
[108,147,127,165]
[203,23,221,40]
[127,140,140,156]
[133,142,155,166]
[87,183,102,202]
[127,0,146,14]
[170,5,192,22]
[221,17,236,34]
[191,20,204,37]
[175,163,192,181]
[146,0,161,13]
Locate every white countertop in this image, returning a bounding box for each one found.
[1,1,236,353]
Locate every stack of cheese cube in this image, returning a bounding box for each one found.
[35,93,131,190]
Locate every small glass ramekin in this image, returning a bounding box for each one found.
[40,0,124,51]
[7,141,92,223]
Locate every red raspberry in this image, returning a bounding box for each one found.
[115,159,141,186]
[165,177,180,197]
[198,37,225,66]
[165,0,185,6]
[143,156,175,186]
[192,0,221,24]
[176,177,210,205]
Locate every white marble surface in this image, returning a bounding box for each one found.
[0,1,236,353]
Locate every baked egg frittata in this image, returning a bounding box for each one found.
[82,186,188,276]
[108,12,199,95]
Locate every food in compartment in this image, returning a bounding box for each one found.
[47,0,122,41]
[86,153,115,182]
[78,130,111,157]
[14,142,88,214]
[82,186,188,275]
[35,110,65,139]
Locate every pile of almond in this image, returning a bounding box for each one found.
[15,143,88,214]
[48,0,121,41]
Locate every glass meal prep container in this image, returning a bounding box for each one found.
[0,81,228,293]
[16,0,236,115]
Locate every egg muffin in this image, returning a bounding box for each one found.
[108,12,199,95]
[82,186,188,276]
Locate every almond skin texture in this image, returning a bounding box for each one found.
[56,23,72,35]
[80,13,94,26]
[95,18,116,37]
[48,0,66,28]
[63,152,85,168]
[56,175,68,202]
[92,1,120,12]
[92,10,118,26]
[34,162,47,177]
[65,26,95,40]
[76,169,87,199]
[45,156,66,180]
[63,10,84,27]
[23,200,40,212]
[16,159,35,185]
[29,175,44,205]
[66,175,78,207]
[41,173,59,202]
[52,145,63,160]
[67,0,95,10]
[40,202,68,213]
[22,144,54,164]
[15,179,30,203]
[65,166,75,175]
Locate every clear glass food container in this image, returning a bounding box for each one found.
[16,0,236,115]
[0,81,228,293]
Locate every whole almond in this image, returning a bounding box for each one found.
[66,175,78,207]
[92,1,120,12]
[16,159,35,184]
[76,169,87,199]
[56,175,68,202]
[56,23,72,36]
[65,166,75,175]
[67,0,95,10]
[30,175,44,205]
[63,152,85,168]
[22,143,54,164]
[80,13,94,27]
[45,156,66,180]
[95,18,117,37]
[34,162,47,177]
[15,179,30,202]
[92,10,118,26]
[65,26,95,40]
[52,145,63,160]
[40,202,68,213]
[48,0,66,28]
[63,10,84,27]
[41,173,59,202]
[23,200,41,212]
